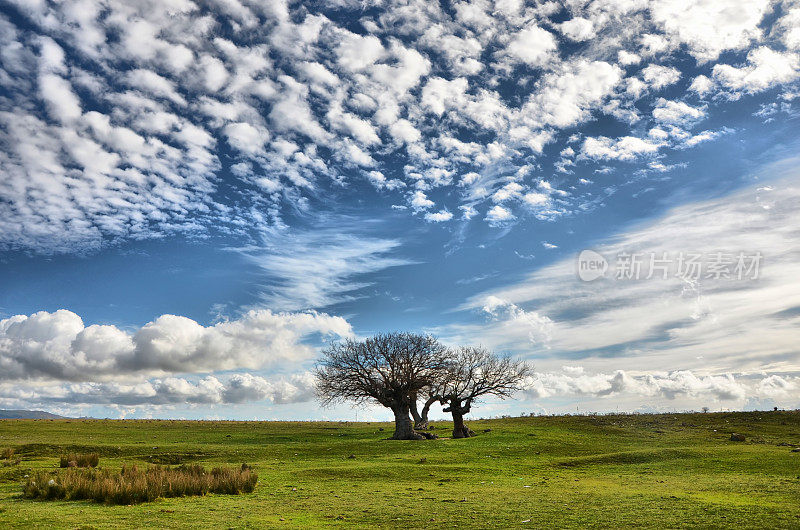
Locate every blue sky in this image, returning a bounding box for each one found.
[1,0,799,420]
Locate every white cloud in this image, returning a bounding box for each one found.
[649,0,770,62]
[0,309,352,382]
[581,135,661,161]
[641,64,681,90]
[424,209,453,222]
[409,190,434,211]
[558,17,595,42]
[617,50,641,66]
[0,0,797,249]
[652,98,706,125]
[421,76,468,116]
[223,122,270,155]
[123,69,186,105]
[521,367,777,404]
[335,32,385,71]
[459,204,478,220]
[485,204,515,225]
[689,74,714,95]
[389,118,422,144]
[481,295,553,346]
[525,60,623,128]
[458,170,800,377]
[0,371,319,407]
[38,74,82,123]
[503,25,557,66]
[239,225,411,310]
[683,129,722,147]
[713,47,800,95]
[199,55,229,92]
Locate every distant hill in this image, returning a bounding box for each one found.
[0,409,68,419]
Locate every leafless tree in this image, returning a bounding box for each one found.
[439,346,531,438]
[314,332,449,440]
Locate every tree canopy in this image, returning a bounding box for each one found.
[314,332,448,439]
[315,334,530,440]
[438,346,531,438]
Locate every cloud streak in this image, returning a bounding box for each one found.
[452,170,800,377]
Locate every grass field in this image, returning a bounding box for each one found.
[0,411,798,528]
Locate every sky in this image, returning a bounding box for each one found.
[1,0,799,420]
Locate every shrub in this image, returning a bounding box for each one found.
[23,464,257,504]
[1,448,14,460]
[59,453,99,468]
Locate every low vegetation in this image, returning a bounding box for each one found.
[0,448,19,467]
[0,412,798,527]
[59,452,99,468]
[22,464,257,505]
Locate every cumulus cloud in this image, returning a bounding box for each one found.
[713,47,800,95]
[485,205,515,225]
[649,0,770,62]
[0,371,318,407]
[424,209,453,222]
[521,367,793,404]
[0,309,352,382]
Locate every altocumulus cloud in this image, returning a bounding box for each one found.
[1,0,799,253]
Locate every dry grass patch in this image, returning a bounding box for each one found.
[1,447,20,467]
[23,464,257,504]
[60,453,99,468]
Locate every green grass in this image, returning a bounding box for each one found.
[0,411,798,528]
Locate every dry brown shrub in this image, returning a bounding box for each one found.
[59,453,99,468]
[23,464,257,504]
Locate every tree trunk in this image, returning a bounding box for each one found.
[449,400,472,439]
[416,396,438,430]
[391,403,423,440]
[410,392,423,428]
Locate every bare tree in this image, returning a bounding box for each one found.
[440,346,531,438]
[314,332,449,440]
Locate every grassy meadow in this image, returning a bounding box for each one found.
[0,411,798,528]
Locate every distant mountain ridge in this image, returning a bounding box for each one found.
[0,409,68,419]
